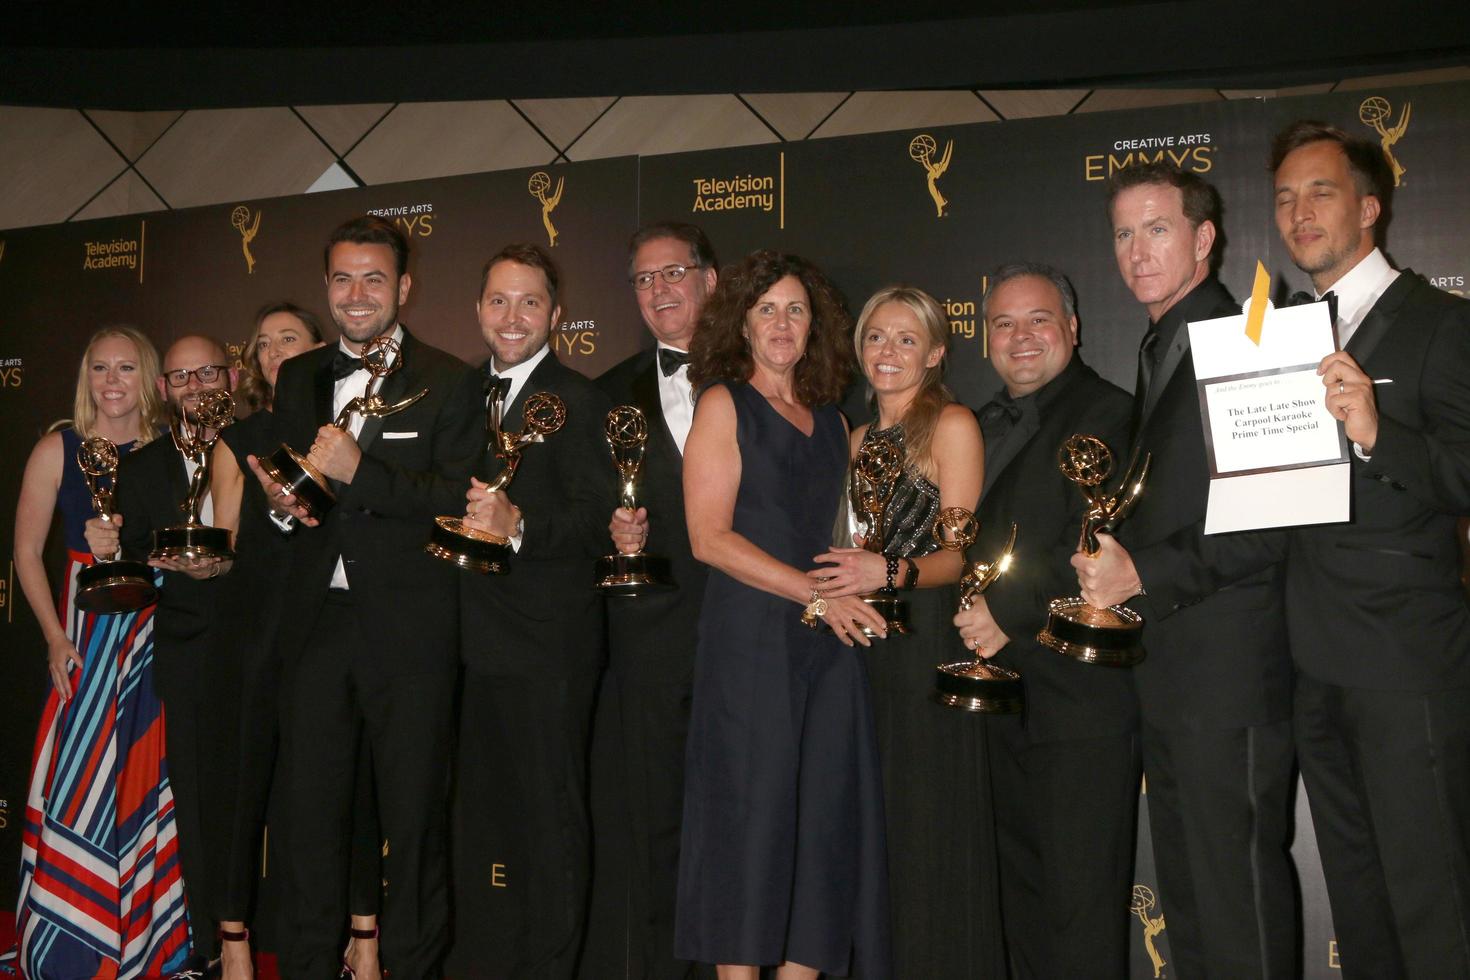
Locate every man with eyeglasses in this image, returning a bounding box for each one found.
[84,334,238,975]
[590,222,717,980]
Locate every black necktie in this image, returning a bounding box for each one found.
[1135,325,1161,400]
[331,350,364,380]
[659,348,690,377]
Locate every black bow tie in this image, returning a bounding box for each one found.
[979,395,1023,426]
[1285,291,1316,307]
[482,364,510,401]
[331,350,364,380]
[658,348,690,377]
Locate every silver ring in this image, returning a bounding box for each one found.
[1338,382,1346,394]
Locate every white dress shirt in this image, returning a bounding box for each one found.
[655,343,695,455]
[1321,246,1399,349]
[1320,248,1398,461]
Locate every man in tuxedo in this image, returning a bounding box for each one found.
[953,264,1139,977]
[87,335,236,973]
[453,244,615,979]
[248,216,483,978]
[1271,120,1470,977]
[1073,163,1296,977]
[591,222,717,980]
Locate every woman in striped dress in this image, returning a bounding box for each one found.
[4,326,191,979]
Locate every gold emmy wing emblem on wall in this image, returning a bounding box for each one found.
[231,206,262,274]
[1132,884,1167,978]
[909,133,954,218]
[528,171,565,247]
[1359,96,1410,187]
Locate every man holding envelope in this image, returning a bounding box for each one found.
[1272,119,1470,978]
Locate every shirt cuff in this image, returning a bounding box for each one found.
[508,531,523,553]
[269,510,297,533]
[1352,442,1373,461]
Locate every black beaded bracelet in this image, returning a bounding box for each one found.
[885,554,899,591]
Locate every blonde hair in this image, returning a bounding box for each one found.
[69,325,165,445]
[852,285,953,482]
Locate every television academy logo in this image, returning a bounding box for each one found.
[231,206,261,274]
[1359,96,1410,187]
[528,171,565,247]
[909,134,953,218]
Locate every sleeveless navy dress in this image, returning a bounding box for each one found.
[675,382,892,978]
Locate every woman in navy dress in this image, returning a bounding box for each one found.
[678,250,892,979]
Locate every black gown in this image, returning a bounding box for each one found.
[675,381,892,978]
[852,422,1004,979]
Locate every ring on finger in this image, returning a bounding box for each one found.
[1338,382,1346,394]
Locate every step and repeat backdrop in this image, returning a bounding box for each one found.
[1,79,1465,977]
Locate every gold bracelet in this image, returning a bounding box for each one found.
[800,588,828,629]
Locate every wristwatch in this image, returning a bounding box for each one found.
[899,557,919,591]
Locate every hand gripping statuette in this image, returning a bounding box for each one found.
[426,385,566,574]
[258,336,428,520]
[847,432,910,637]
[74,436,158,612]
[1037,434,1151,666]
[150,388,236,560]
[930,507,1022,713]
[594,405,676,595]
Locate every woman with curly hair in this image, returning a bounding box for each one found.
[676,250,892,979]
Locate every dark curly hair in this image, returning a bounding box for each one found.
[688,249,854,407]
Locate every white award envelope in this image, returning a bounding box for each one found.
[1187,302,1350,534]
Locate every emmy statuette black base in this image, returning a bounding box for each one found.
[858,590,911,639]
[594,552,676,596]
[933,659,1024,714]
[150,524,234,561]
[1037,597,1145,667]
[258,444,336,519]
[75,559,158,613]
[425,516,511,575]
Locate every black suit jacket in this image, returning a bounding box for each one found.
[1117,278,1292,732]
[117,435,221,659]
[976,357,1139,743]
[269,328,483,676]
[1287,271,1470,691]
[460,352,615,673]
[595,349,708,656]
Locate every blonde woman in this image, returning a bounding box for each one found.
[5,327,192,978]
[808,286,1001,978]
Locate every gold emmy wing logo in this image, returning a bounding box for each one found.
[527,171,565,247]
[231,206,261,274]
[1359,96,1410,187]
[909,133,953,218]
[1132,884,1167,978]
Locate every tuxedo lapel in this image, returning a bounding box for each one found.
[1345,271,1415,367]
[981,412,1039,502]
[313,355,335,430]
[1138,329,1190,434]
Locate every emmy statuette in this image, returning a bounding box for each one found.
[1037,434,1151,666]
[150,388,236,560]
[426,388,567,574]
[594,406,675,595]
[74,437,158,612]
[930,507,1022,714]
[258,336,428,520]
[846,433,910,637]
